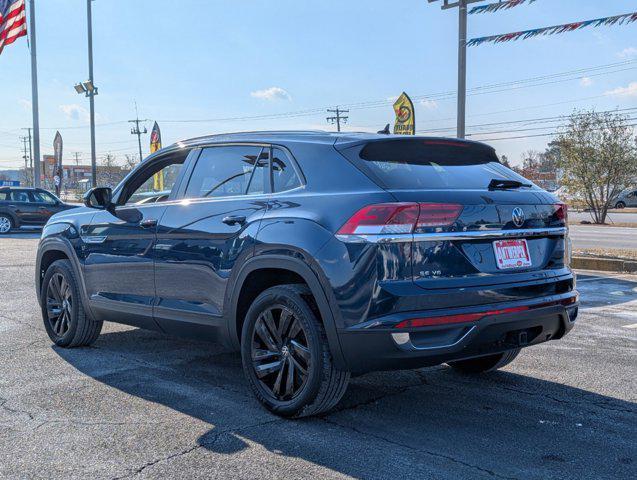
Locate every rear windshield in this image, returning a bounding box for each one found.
[344,139,531,190]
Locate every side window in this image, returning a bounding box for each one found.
[30,191,57,204]
[271,148,301,192]
[0,191,8,201]
[124,159,185,205]
[11,190,30,202]
[185,146,264,199]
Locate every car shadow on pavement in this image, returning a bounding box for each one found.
[53,327,636,479]
[575,272,637,309]
[1,228,42,239]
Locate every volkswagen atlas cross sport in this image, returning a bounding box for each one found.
[35,131,578,417]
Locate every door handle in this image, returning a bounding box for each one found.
[139,218,158,228]
[222,215,246,226]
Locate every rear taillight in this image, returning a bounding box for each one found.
[337,203,462,235]
[417,203,463,228]
[336,203,419,235]
[554,203,568,224]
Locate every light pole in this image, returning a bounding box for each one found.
[428,0,484,139]
[74,0,98,187]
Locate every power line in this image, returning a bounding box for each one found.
[467,117,637,137]
[477,122,637,142]
[416,107,637,134]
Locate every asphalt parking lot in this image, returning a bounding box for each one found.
[1,235,635,479]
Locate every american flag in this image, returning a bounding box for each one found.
[0,0,27,55]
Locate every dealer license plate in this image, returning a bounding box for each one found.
[493,239,532,269]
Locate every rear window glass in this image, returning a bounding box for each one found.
[348,139,531,190]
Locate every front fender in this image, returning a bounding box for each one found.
[36,224,98,322]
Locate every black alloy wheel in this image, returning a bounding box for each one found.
[46,272,73,338]
[241,284,350,418]
[251,305,311,401]
[40,259,103,347]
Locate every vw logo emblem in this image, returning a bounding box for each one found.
[512,207,525,227]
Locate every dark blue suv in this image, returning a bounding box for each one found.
[35,131,578,417]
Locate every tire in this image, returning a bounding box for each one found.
[447,348,521,374]
[40,259,103,347]
[241,284,350,418]
[0,214,13,234]
[615,201,626,209]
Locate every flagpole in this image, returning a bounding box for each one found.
[28,0,41,187]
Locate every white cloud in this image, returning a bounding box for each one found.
[59,104,90,122]
[616,47,637,59]
[19,99,31,110]
[250,87,291,101]
[604,82,637,98]
[420,99,438,109]
[579,77,593,87]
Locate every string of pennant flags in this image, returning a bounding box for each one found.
[469,0,537,15]
[468,11,637,47]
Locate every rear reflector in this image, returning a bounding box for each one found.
[337,203,462,235]
[395,296,578,329]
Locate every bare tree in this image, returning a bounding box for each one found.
[557,110,637,224]
[97,153,125,188]
[123,154,138,172]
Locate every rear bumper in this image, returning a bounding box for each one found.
[338,293,578,374]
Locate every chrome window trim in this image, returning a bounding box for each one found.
[336,226,568,244]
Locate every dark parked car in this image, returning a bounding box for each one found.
[0,187,77,234]
[35,132,578,417]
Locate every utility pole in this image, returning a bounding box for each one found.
[326,107,349,132]
[73,152,81,166]
[457,0,467,139]
[427,0,484,139]
[20,136,30,186]
[21,128,33,185]
[28,0,41,187]
[129,104,147,163]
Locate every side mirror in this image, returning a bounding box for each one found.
[83,187,113,211]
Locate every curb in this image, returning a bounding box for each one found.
[572,256,637,273]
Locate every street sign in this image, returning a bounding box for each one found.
[0,180,20,187]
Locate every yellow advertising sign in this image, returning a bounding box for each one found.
[393,92,415,135]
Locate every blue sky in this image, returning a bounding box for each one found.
[1,0,636,169]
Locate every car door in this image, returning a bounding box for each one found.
[81,151,191,330]
[153,144,270,337]
[8,189,39,224]
[628,191,637,207]
[28,190,60,224]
